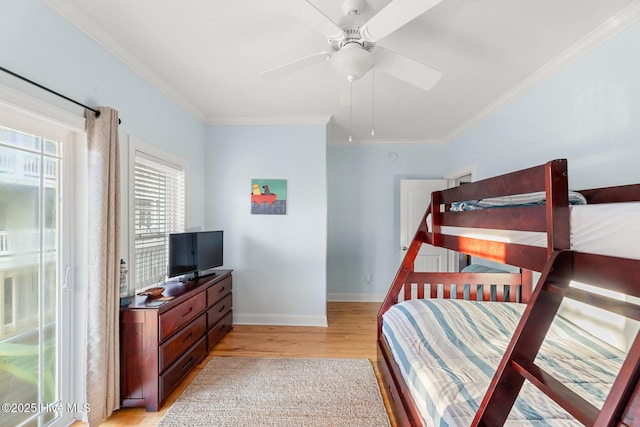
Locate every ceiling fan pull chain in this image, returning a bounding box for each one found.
[348,76,353,142]
[371,67,375,136]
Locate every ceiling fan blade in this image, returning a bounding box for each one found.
[373,48,441,91]
[260,51,332,79]
[287,0,345,40]
[360,0,442,42]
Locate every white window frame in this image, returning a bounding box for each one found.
[128,136,188,291]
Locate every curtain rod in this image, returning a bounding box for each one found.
[0,65,122,124]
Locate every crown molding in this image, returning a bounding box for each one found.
[206,115,332,126]
[44,0,207,122]
[445,0,640,143]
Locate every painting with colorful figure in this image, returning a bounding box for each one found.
[251,179,287,214]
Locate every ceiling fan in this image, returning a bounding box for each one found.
[261,0,443,91]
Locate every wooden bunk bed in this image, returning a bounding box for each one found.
[377,159,640,426]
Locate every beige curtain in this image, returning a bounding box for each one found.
[85,107,121,425]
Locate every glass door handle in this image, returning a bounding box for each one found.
[63,266,73,291]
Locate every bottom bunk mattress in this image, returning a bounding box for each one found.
[381,299,624,426]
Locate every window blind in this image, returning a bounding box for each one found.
[133,154,185,289]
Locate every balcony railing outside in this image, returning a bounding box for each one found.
[0,231,7,254]
[135,234,168,288]
[0,149,57,184]
[0,229,57,262]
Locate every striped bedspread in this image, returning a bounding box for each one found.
[382,299,624,426]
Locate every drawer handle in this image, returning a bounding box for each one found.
[183,357,193,371]
[218,286,225,293]
[183,306,193,317]
[182,332,193,343]
[218,305,226,313]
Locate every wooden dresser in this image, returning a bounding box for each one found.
[120,270,233,411]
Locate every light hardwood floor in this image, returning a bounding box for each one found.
[93,302,397,426]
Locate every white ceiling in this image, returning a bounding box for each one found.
[45,0,640,144]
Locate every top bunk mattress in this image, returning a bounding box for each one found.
[427,202,640,260]
[382,299,624,427]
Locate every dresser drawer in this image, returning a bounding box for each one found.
[159,293,206,342]
[206,276,232,306]
[207,310,233,350]
[159,336,206,403]
[207,292,232,330]
[159,314,206,372]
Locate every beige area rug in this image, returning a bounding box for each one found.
[158,357,391,427]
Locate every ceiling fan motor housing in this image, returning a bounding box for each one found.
[343,0,365,16]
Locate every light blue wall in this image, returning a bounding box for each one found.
[448,20,640,190]
[0,0,207,236]
[327,143,448,299]
[205,124,328,326]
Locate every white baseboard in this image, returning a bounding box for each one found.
[233,313,328,327]
[327,293,385,302]
[233,295,385,326]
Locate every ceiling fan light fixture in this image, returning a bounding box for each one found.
[330,43,373,81]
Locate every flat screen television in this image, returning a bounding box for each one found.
[196,230,224,273]
[168,230,223,280]
[168,232,197,278]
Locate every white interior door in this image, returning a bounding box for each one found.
[400,179,450,272]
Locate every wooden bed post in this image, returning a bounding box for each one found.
[544,159,570,254]
[430,189,442,248]
[519,268,532,303]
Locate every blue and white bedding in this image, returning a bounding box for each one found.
[382,299,624,426]
[450,191,588,211]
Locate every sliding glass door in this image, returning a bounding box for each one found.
[0,119,72,427]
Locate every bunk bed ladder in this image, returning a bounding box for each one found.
[378,204,431,335]
[473,250,640,427]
